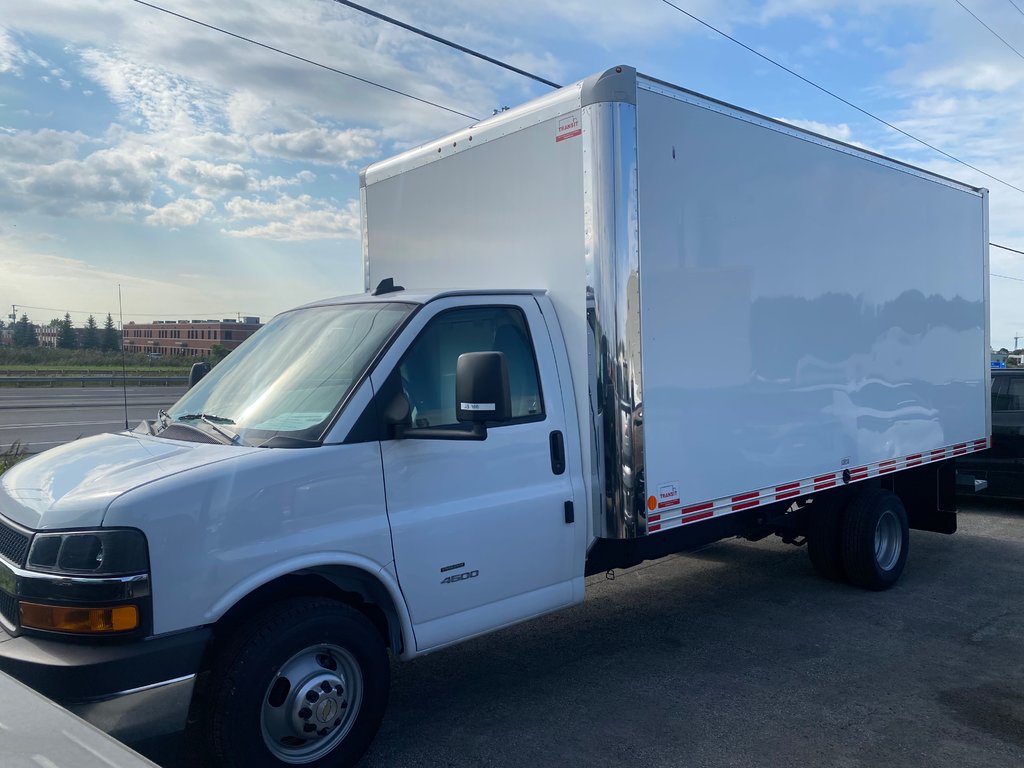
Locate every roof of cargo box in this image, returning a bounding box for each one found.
[361,65,984,196]
[638,73,984,196]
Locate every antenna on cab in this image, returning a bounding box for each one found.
[119,284,129,430]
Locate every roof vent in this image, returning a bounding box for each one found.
[373,277,405,296]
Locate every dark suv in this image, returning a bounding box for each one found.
[958,369,1024,498]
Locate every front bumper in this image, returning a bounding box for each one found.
[0,626,210,740]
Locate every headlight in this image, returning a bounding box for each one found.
[26,529,149,576]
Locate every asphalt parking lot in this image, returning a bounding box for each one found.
[137,499,1024,768]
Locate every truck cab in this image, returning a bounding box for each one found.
[0,288,587,766]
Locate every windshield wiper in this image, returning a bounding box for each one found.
[177,413,235,424]
[176,413,242,444]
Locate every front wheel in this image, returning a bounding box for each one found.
[841,488,909,591]
[200,598,390,768]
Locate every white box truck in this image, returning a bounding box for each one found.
[0,66,989,766]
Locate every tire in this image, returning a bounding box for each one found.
[199,597,390,768]
[807,497,845,582]
[841,488,909,591]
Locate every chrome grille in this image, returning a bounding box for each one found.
[0,518,30,567]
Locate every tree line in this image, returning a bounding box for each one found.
[3,313,120,351]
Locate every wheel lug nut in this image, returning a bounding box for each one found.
[334,717,341,726]
[305,690,320,703]
[320,681,332,692]
[299,707,312,719]
[318,728,329,737]
[303,723,316,733]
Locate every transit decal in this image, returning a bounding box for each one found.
[556,112,582,142]
[656,482,680,510]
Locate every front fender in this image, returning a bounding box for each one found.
[103,443,396,638]
[206,553,416,657]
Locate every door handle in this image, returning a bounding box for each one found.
[549,430,565,475]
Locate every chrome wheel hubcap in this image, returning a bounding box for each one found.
[874,510,902,572]
[260,644,363,764]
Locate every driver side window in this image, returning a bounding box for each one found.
[396,306,544,429]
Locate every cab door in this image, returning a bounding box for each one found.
[371,295,582,651]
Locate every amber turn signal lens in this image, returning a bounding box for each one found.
[19,602,139,633]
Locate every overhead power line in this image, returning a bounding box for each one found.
[1009,0,1024,18]
[130,0,478,120]
[658,0,1024,196]
[332,0,561,88]
[992,242,1024,257]
[954,0,1024,61]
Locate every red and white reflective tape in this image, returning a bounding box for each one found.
[645,436,990,535]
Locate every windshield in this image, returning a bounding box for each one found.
[166,302,413,444]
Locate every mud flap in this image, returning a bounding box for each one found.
[887,459,957,535]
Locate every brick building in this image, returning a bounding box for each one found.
[37,325,58,348]
[122,317,262,357]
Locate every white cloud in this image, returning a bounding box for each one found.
[0,128,91,164]
[146,198,214,228]
[222,195,359,241]
[249,128,381,166]
[777,117,854,143]
[251,170,316,191]
[2,143,165,217]
[167,158,250,197]
[0,27,47,74]
[911,63,1024,94]
[0,28,22,73]
[79,47,223,134]
[163,131,251,163]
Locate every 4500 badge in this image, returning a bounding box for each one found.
[441,569,479,585]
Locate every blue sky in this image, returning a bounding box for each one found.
[1,0,1022,344]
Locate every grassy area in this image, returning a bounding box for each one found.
[0,348,192,370]
[0,442,26,475]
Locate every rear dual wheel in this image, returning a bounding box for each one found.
[841,488,909,590]
[807,488,909,590]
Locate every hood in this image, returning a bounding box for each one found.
[0,432,259,530]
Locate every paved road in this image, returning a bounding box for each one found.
[0,387,186,453]
[135,500,1024,768]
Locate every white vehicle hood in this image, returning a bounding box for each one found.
[0,432,259,530]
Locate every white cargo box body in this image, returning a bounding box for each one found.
[361,66,989,541]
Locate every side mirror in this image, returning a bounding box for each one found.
[188,361,212,389]
[456,351,512,423]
